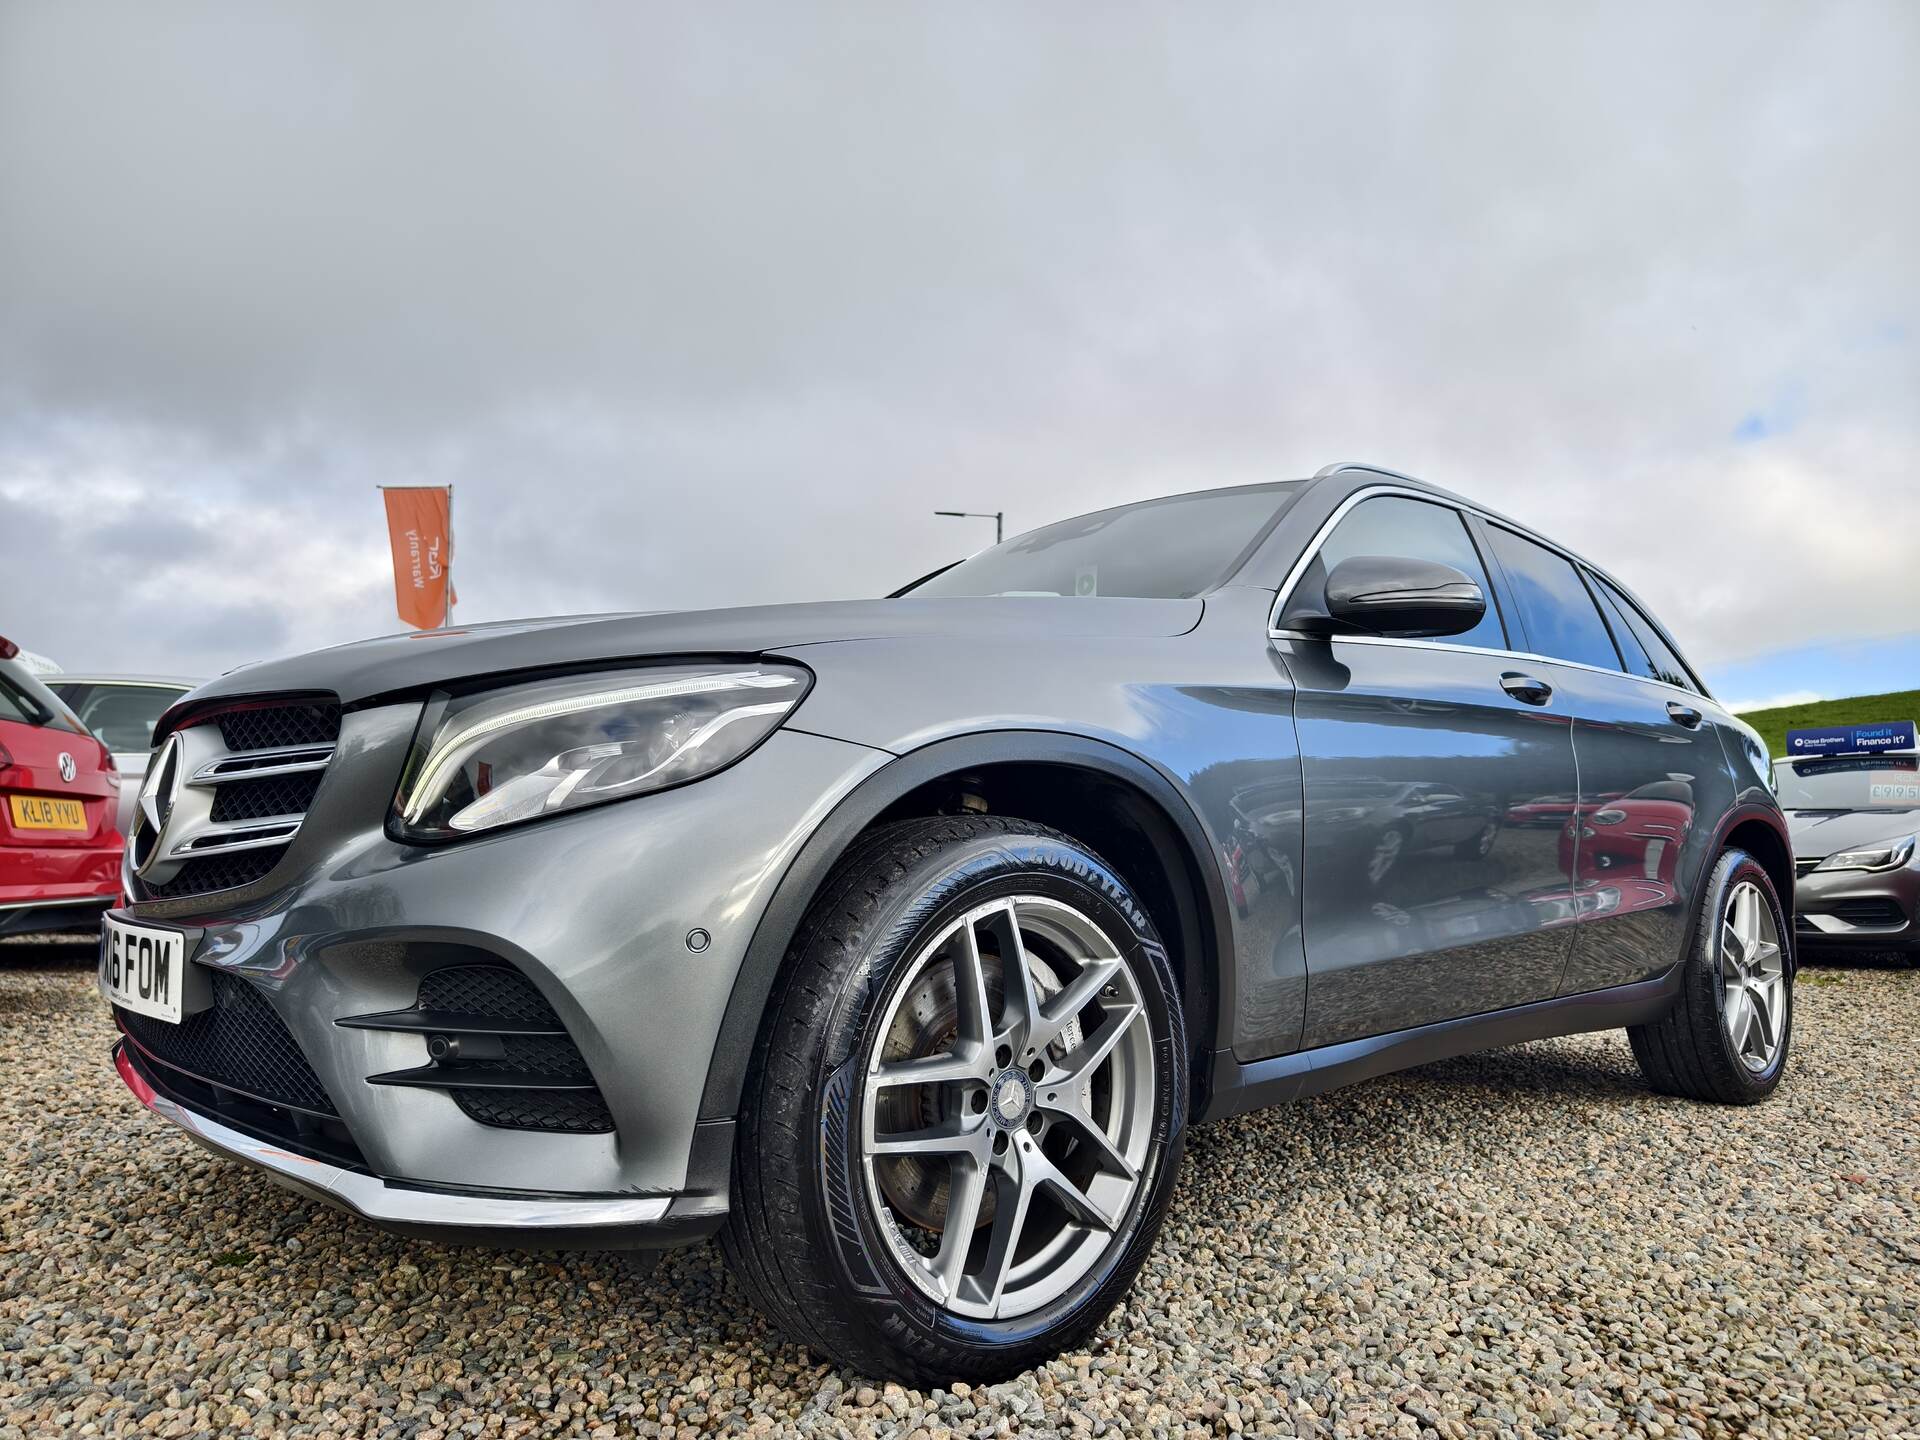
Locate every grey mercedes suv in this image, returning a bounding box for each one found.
[100,463,1793,1382]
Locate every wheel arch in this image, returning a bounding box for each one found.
[696,730,1236,1125]
[1711,804,1797,963]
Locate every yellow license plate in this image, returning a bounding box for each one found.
[8,795,88,831]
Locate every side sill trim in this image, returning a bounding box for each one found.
[1198,968,1681,1124]
[114,1045,670,1232]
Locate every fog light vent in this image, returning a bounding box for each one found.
[337,964,615,1134]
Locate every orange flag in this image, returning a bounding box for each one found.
[381,486,453,630]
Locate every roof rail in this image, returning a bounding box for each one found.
[1313,461,1429,484]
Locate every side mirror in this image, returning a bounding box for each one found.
[1313,555,1487,638]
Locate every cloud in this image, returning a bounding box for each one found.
[1,2,1916,681]
[1727,690,1824,715]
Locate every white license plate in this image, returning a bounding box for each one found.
[100,916,189,1024]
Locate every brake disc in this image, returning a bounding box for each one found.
[873,946,1086,1236]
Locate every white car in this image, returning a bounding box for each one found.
[45,676,201,836]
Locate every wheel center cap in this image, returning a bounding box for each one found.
[991,1072,1032,1126]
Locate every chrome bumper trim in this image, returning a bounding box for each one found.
[113,1046,672,1232]
[0,894,115,913]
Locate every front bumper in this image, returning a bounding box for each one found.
[104,703,890,1244]
[1794,860,1920,949]
[113,1044,707,1248]
[0,892,115,936]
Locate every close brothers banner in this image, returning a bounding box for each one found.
[380,485,455,629]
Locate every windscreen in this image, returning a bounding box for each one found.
[1775,756,1920,809]
[907,483,1302,599]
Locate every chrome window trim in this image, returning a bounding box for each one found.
[1267,481,1709,700]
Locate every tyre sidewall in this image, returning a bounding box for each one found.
[1702,849,1793,1097]
[803,828,1187,1365]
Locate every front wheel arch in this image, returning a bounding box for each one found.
[696,731,1235,1129]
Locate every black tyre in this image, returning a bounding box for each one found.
[721,815,1188,1384]
[1628,848,1793,1104]
[1453,821,1498,861]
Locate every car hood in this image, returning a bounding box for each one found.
[1784,807,1920,858]
[180,596,1205,708]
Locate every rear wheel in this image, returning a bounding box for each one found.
[721,815,1187,1384]
[1628,848,1792,1104]
[1454,821,1498,861]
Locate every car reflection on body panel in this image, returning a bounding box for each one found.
[1315,776,1503,886]
[1560,779,1695,887]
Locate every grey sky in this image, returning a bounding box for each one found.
[2,3,1915,701]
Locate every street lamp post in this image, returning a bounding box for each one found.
[935,509,1004,544]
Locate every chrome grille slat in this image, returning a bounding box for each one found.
[129,699,341,903]
[168,818,304,857]
[190,744,335,784]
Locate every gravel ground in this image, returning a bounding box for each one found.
[3,935,1916,1439]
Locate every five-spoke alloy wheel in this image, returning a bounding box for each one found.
[1629,847,1793,1104]
[1719,878,1787,1073]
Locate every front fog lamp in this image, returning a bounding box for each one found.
[1813,834,1917,873]
[393,663,809,840]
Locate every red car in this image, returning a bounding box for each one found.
[1557,779,1695,893]
[0,639,124,935]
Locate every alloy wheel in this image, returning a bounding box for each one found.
[859,895,1155,1320]
[1720,879,1786,1073]
[1368,829,1404,885]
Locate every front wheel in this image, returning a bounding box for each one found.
[1628,848,1792,1104]
[721,816,1188,1384]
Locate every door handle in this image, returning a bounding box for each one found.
[1666,701,1703,729]
[1500,672,1554,706]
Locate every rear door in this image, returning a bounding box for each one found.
[1276,493,1581,1050]
[1474,524,1733,993]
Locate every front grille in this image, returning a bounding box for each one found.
[219,702,341,752]
[210,772,324,823]
[117,971,337,1115]
[131,697,340,903]
[342,964,615,1135]
[142,849,283,900]
[119,1042,366,1172]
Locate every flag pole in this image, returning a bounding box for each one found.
[445,483,454,628]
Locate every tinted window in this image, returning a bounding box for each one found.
[1305,495,1506,650]
[0,659,84,733]
[1484,527,1620,670]
[1590,576,1696,693]
[60,684,183,752]
[909,483,1302,600]
[0,671,39,725]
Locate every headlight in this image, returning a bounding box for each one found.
[1590,809,1627,826]
[1813,834,1917,873]
[393,663,810,841]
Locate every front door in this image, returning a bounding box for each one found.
[1275,494,1581,1050]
